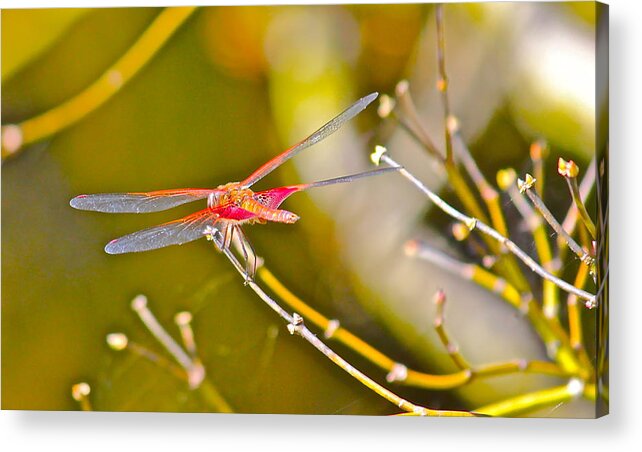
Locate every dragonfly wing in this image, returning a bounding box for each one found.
[70,189,218,213]
[241,92,378,188]
[253,167,401,209]
[105,208,223,254]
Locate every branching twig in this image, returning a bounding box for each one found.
[432,289,471,370]
[372,146,596,305]
[259,266,569,391]
[385,81,530,293]
[390,83,444,161]
[109,297,233,413]
[131,295,205,388]
[404,238,585,375]
[392,81,492,227]
[519,174,595,269]
[451,124,510,238]
[435,10,533,293]
[497,168,560,318]
[214,237,476,416]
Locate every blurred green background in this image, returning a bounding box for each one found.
[2,4,600,415]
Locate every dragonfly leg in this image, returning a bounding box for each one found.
[233,225,257,284]
[221,223,234,251]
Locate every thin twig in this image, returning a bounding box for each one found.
[560,158,597,251]
[497,168,560,318]
[107,332,187,380]
[529,140,548,196]
[258,266,569,390]
[391,82,492,225]
[433,6,532,293]
[433,290,471,370]
[435,4,454,165]
[520,175,594,268]
[131,295,196,375]
[473,360,566,379]
[559,158,597,239]
[451,126,509,238]
[1,7,198,159]
[404,238,584,375]
[387,113,445,163]
[429,59,534,291]
[126,297,233,412]
[175,311,198,358]
[405,240,523,310]
[393,80,530,293]
[372,147,596,305]
[392,81,444,161]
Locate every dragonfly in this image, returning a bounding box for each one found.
[70,92,398,278]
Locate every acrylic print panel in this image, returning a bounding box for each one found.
[1,2,608,417]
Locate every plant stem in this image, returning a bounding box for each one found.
[391,82,530,293]
[2,7,198,159]
[215,242,474,415]
[567,263,593,371]
[378,150,596,304]
[393,81,444,161]
[522,180,594,268]
[451,131,509,238]
[405,239,584,375]
[560,158,597,258]
[259,266,568,389]
[565,175,597,239]
[433,290,471,370]
[435,4,454,165]
[502,175,560,318]
[128,295,233,412]
[474,379,588,417]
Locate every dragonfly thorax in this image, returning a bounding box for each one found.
[209,182,252,208]
[207,184,295,224]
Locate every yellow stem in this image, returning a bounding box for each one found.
[258,266,568,390]
[567,262,593,372]
[475,381,593,417]
[469,265,583,376]
[2,7,198,159]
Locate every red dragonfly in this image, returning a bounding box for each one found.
[70,93,397,277]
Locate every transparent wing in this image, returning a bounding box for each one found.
[253,167,401,209]
[104,208,223,254]
[70,188,219,213]
[241,92,378,188]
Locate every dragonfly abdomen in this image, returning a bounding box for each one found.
[240,197,299,224]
